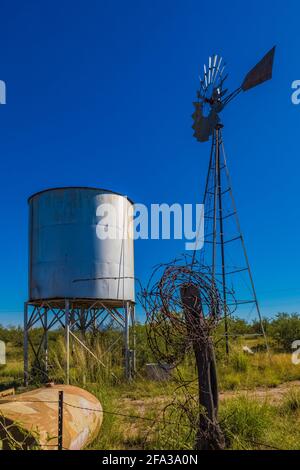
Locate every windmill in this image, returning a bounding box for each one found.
[192,47,276,354]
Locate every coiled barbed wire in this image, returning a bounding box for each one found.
[139,256,236,367]
[139,256,237,449]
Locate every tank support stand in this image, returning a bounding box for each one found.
[23,299,136,386]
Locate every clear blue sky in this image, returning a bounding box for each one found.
[0,0,299,326]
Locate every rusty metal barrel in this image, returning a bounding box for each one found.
[0,384,102,450]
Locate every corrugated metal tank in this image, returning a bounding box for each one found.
[28,187,134,303]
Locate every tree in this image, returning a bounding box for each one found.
[269,313,300,351]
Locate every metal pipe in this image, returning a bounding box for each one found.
[212,130,218,283]
[44,308,48,374]
[65,299,70,385]
[131,304,136,376]
[23,303,29,387]
[124,302,130,380]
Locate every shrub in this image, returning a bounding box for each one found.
[269,313,300,351]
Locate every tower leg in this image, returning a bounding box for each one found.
[24,302,29,387]
[216,126,229,355]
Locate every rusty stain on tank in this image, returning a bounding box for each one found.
[0,384,102,450]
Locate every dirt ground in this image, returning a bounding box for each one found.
[219,380,300,403]
[104,381,300,449]
[118,380,300,417]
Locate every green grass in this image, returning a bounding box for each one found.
[219,395,300,450]
[280,388,300,413]
[220,396,274,449]
[86,379,194,450]
[218,349,300,391]
[0,361,23,378]
[0,342,23,390]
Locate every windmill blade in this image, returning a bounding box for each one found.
[212,56,223,85]
[210,54,218,83]
[203,64,208,88]
[208,56,212,84]
[241,46,276,91]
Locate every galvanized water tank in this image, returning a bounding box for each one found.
[28,187,135,303]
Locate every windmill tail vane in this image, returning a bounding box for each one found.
[241,46,276,91]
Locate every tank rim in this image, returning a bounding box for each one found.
[28,187,134,205]
[26,297,136,307]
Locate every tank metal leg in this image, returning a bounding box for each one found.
[65,299,70,385]
[24,302,29,387]
[124,301,131,380]
[131,304,136,377]
[23,299,135,385]
[44,308,48,374]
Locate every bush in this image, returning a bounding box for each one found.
[269,313,300,351]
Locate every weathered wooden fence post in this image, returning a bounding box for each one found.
[58,390,64,450]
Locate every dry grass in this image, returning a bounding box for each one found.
[218,350,300,390]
